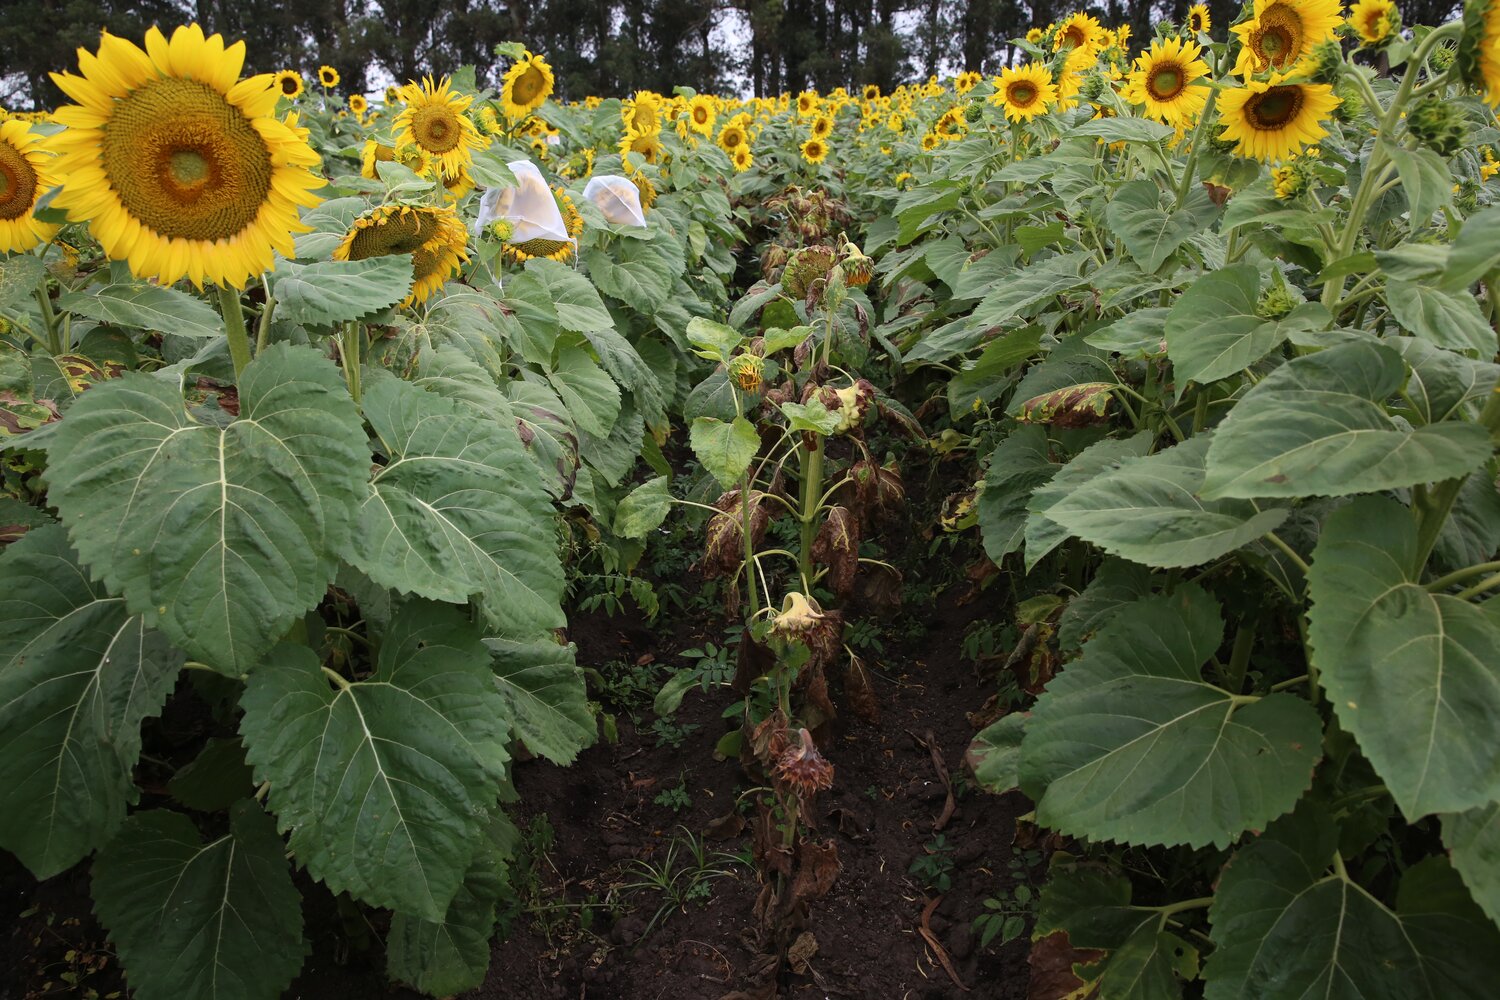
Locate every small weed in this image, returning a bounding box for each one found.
[614,828,745,940]
[845,618,885,655]
[653,775,692,813]
[909,833,957,893]
[650,717,701,749]
[973,848,1044,949]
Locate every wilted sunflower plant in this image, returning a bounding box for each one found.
[852,3,1500,995]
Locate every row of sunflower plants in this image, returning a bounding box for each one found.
[0,27,761,1000]
[836,5,1500,996]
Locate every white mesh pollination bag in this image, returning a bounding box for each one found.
[473,160,572,258]
[582,174,647,228]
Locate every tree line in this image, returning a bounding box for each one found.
[1,0,1463,110]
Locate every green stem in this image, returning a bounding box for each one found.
[798,438,825,593]
[1263,531,1311,577]
[321,665,352,691]
[1174,88,1219,209]
[1224,621,1255,695]
[256,274,276,357]
[34,284,63,356]
[340,323,363,405]
[1455,573,1500,601]
[1426,560,1500,592]
[218,285,253,380]
[1269,673,1310,692]
[1153,896,1214,919]
[741,470,760,622]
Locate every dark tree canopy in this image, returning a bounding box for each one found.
[1,0,1465,109]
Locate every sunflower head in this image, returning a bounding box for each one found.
[1187,4,1212,33]
[501,52,555,120]
[1231,0,1344,78]
[393,75,489,180]
[620,128,665,166]
[385,85,401,105]
[274,70,303,99]
[622,91,664,134]
[1458,0,1500,106]
[811,114,834,140]
[731,146,753,172]
[800,137,829,165]
[717,122,748,153]
[1349,0,1400,45]
[991,62,1057,123]
[48,24,324,288]
[1217,76,1342,161]
[862,84,881,100]
[688,94,716,135]
[334,204,468,307]
[1124,37,1211,127]
[318,65,339,89]
[348,93,368,117]
[0,119,60,253]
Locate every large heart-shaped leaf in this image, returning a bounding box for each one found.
[240,603,509,920]
[1020,585,1321,848]
[487,636,596,766]
[1045,434,1289,568]
[1024,432,1153,570]
[1200,340,1492,500]
[1165,264,1325,385]
[1443,803,1500,927]
[91,802,307,1000]
[46,344,367,674]
[353,372,564,637]
[270,257,415,328]
[1205,805,1500,998]
[1307,496,1500,818]
[0,525,182,877]
[57,281,223,338]
[690,415,760,489]
[1106,179,1204,273]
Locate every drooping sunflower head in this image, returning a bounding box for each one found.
[274,69,303,99]
[620,128,664,166]
[1124,36,1211,127]
[1349,0,1399,45]
[334,204,467,307]
[48,24,324,288]
[0,119,60,253]
[811,114,835,140]
[800,137,829,165]
[348,93,368,117]
[687,94,716,136]
[318,65,339,89]
[501,51,555,119]
[1217,76,1342,161]
[1231,0,1344,78]
[393,75,489,180]
[991,62,1057,123]
[622,91,664,135]
[629,169,657,212]
[1187,4,1212,33]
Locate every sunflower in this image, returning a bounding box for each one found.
[620,128,664,165]
[274,69,303,99]
[1054,12,1105,70]
[810,114,834,140]
[397,145,434,177]
[1187,4,1212,33]
[393,75,489,180]
[717,122,749,154]
[334,204,467,307]
[1026,27,1045,44]
[348,93,367,117]
[622,91,664,135]
[731,146,753,172]
[800,137,829,164]
[318,65,339,89]
[501,51,554,119]
[1218,76,1341,160]
[688,94,716,136]
[936,107,966,139]
[991,62,1056,122]
[361,140,395,178]
[629,170,657,212]
[1349,0,1397,45]
[385,85,401,105]
[955,70,982,94]
[920,132,940,151]
[1232,0,1344,78]
[796,91,819,116]
[47,24,323,289]
[442,168,475,203]
[1116,24,1133,48]
[1124,37,1211,127]
[0,119,60,253]
[1474,0,1500,106]
[862,84,881,100]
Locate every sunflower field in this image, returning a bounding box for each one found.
[3,2,1500,997]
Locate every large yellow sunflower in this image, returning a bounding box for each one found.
[348,94,367,117]
[318,65,339,89]
[274,69,303,99]
[622,91,664,135]
[334,204,467,307]
[1473,0,1500,106]
[1231,0,1344,78]
[990,63,1056,123]
[0,119,60,252]
[810,114,835,140]
[1054,12,1105,70]
[1123,37,1211,127]
[620,128,664,165]
[501,52,554,119]
[48,24,323,289]
[796,91,820,116]
[800,137,829,164]
[1187,4,1212,33]
[717,122,749,154]
[1218,76,1341,160]
[731,146,753,172]
[392,75,489,181]
[687,95,716,136]
[1348,0,1397,44]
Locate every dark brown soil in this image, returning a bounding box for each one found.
[1,470,1039,1000]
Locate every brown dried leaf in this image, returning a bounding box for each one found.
[811,506,860,597]
[843,652,880,725]
[1028,931,1103,1000]
[1016,382,1116,428]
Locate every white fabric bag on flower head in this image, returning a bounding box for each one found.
[582,174,647,228]
[473,160,570,245]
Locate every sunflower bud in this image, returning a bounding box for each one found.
[1256,281,1297,321]
[1271,163,1307,201]
[1079,73,1107,101]
[963,101,984,123]
[488,218,515,242]
[1432,42,1456,71]
[1332,80,1366,122]
[1307,39,1344,85]
[730,353,766,394]
[773,728,835,797]
[1408,96,1469,157]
